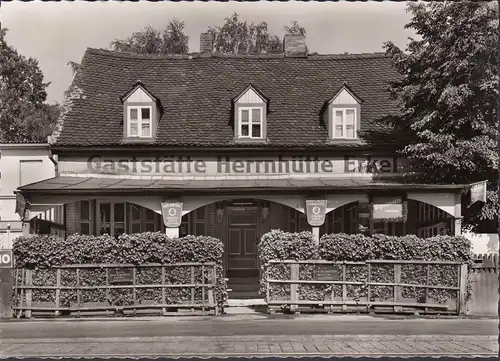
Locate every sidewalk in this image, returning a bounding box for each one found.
[1,335,497,357]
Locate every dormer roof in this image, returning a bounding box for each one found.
[233,83,269,104]
[327,83,363,105]
[119,81,158,103]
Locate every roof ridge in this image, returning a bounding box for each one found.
[86,48,390,61]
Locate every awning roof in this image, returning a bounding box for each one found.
[16,176,484,195]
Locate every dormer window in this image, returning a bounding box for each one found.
[120,81,160,142]
[326,83,362,142]
[333,108,356,139]
[238,107,263,139]
[233,84,268,143]
[128,106,152,138]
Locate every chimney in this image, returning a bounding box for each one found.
[200,33,213,53]
[283,35,307,57]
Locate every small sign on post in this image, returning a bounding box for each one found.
[109,268,133,285]
[0,250,13,269]
[314,264,340,281]
[305,199,327,227]
[161,201,183,228]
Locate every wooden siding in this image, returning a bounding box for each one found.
[331,89,359,105]
[236,88,264,104]
[125,87,154,103]
[65,202,78,235]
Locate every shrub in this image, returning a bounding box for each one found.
[12,232,227,310]
[259,231,473,306]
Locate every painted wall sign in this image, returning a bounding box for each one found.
[0,250,13,269]
[58,155,408,178]
[161,201,183,228]
[109,268,133,284]
[305,199,327,227]
[314,264,340,281]
[372,196,403,220]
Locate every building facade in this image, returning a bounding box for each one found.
[0,142,63,249]
[16,35,486,297]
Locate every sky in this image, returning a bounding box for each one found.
[1,1,415,104]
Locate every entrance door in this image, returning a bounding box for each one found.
[227,207,258,278]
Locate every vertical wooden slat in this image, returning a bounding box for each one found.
[161,266,166,316]
[25,269,32,319]
[14,268,19,318]
[55,268,61,317]
[76,268,80,318]
[290,263,299,313]
[266,264,270,311]
[393,264,402,312]
[207,266,214,312]
[105,268,110,316]
[425,263,430,313]
[201,264,205,313]
[190,266,195,312]
[341,263,347,312]
[132,268,136,316]
[458,264,468,315]
[18,269,25,319]
[212,265,218,315]
[367,263,371,312]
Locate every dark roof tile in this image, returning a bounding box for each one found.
[54,48,402,148]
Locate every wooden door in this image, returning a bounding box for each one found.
[227,208,258,273]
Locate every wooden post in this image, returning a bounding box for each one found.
[55,268,61,317]
[425,264,430,313]
[25,269,32,319]
[161,266,166,316]
[393,264,402,312]
[366,263,371,312]
[312,227,320,246]
[201,264,205,313]
[18,269,25,319]
[211,265,218,315]
[190,266,195,312]
[206,266,215,313]
[76,268,80,318]
[290,263,299,313]
[132,268,136,316]
[458,263,468,316]
[341,263,347,312]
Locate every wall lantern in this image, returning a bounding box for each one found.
[260,200,270,222]
[215,201,226,224]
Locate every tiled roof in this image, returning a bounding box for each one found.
[53,48,404,149]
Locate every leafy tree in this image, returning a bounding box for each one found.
[0,28,58,143]
[208,13,307,55]
[383,1,499,232]
[110,19,189,54]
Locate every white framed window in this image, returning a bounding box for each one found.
[127,106,153,138]
[332,108,357,139]
[238,107,263,139]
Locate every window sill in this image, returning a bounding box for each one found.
[122,137,155,144]
[327,138,363,145]
[234,138,268,144]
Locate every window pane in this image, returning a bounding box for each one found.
[251,108,261,122]
[196,207,205,221]
[100,203,111,223]
[129,121,138,136]
[145,209,156,221]
[130,108,138,120]
[145,222,156,232]
[131,223,141,234]
[335,125,343,138]
[80,201,90,221]
[115,223,125,237]
[241,109,249,122]
[131,205,141,221]
[252,124,261,138]
[114,203,125,222]
[81,223,90,235]
[141,108,150,120]
[346,125,355,139]
[345,110,355,125]
[335,110,343,125]
[100,223,111,235]
[195,223,205,236]
[241,124,249,136]
[141,121,151,137]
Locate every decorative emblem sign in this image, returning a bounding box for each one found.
[305,199,327,227]
[161,201,183,228]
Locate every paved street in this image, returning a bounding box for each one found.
[1,314,498,357]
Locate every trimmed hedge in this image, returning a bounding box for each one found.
[13,232,227,310]
[259,231,473,306]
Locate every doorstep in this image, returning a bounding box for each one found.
[225,298,266,307]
